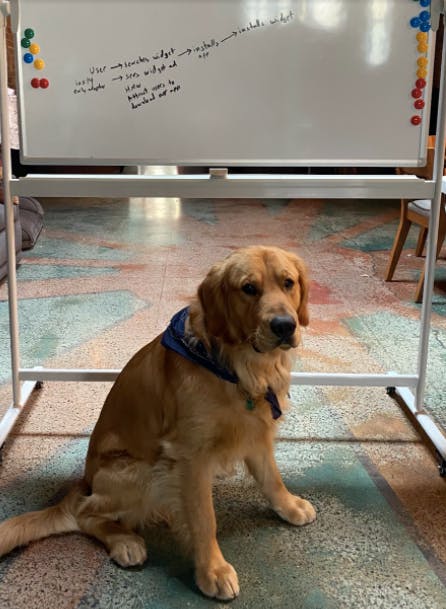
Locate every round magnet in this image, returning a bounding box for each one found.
[419,10,430,21]
[411,88,423,99]
[31,77,40,88]
[39,78,49,88]
[414,99,425,109]
[417,43,428,53]
[417,56,428,67]
[417,68,428,78]
[411,115,422,125]
[21,37,31,48]
[29,42,40,55]
[410,17,421,28]
[34,58,45,70]
[416,77,426,89]
[420,22,431,32]
[24,28,35,39]
[23,52,33,63]
[416,32,428,41]
[420,0,431,6]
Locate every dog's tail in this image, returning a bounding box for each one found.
[0,483,84,558]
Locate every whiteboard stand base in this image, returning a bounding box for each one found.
[386,385,446,477]
[15,368,446,476]
[0,379,41,450]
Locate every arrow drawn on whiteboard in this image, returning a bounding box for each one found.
[220,32,237,44]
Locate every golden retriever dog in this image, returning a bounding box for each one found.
[0,245,315,600]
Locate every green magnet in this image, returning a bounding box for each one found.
[24,28,35,39]
[21,37,31,48]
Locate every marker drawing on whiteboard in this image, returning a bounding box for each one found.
[90,65,107,74]
[125,71,141,81]
[179,38,220,60]
[73,76,106,94]
[127,79,182,110]
[70,10,295,110]
[220,33,236,44]
[109,56,152,69]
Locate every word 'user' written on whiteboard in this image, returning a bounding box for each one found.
[72,10,295,111]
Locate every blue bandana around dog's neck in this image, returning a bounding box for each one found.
[161,307,282,419]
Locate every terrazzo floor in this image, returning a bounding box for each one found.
[0,182,446,608]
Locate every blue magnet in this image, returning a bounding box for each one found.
[410,16,421,28]
[420,21,431,32]
[419,10,430,21]
[420,0,430,6]
[23,52,33,63]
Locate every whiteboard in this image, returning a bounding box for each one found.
[12,0,435,166]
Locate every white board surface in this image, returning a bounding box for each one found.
[12,0,435,166]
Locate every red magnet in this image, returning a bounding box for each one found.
[31,77,40,88]
[40,78,49,88]
[414,99,425,109]
[411,115,422,125]
[416,78,427,89]
[411,88,423,99]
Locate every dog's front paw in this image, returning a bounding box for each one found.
[274,495,316,526]
[196,560,240,600]
[109,534,147,567]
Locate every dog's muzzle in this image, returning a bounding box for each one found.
[252,315,298,352]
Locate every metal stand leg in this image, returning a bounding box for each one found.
[390,386,446,477]
[0,2,21,408]
[0,380,42,450]
[0,4,42,451]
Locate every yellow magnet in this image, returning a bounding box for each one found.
[417,43,428,53]
[416,68,428,79]
[416,32,428,43]
[29,42,40,55]
[417,57,428,67]
[34,58,45,70]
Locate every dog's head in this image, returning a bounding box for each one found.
[192,246,309,352]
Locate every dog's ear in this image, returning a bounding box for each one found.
[291,255,310,327]
[197,262,231,340]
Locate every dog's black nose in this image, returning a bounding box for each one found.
[270,316,296,340]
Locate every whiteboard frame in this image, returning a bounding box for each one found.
[1,0,446,473]
[8,173,438,199]
[9,0,434,168]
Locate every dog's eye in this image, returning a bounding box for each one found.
[242,283,258,296]
[284,278,295,290]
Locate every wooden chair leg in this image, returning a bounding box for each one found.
[415,270,425,303]
[385,217,411,281]
[438,223,446,259]
[415,227,427,257]
[414,224,446,303]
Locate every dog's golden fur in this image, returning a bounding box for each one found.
[0,245,315,600]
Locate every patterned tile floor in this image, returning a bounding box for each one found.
[0,189,446,608]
